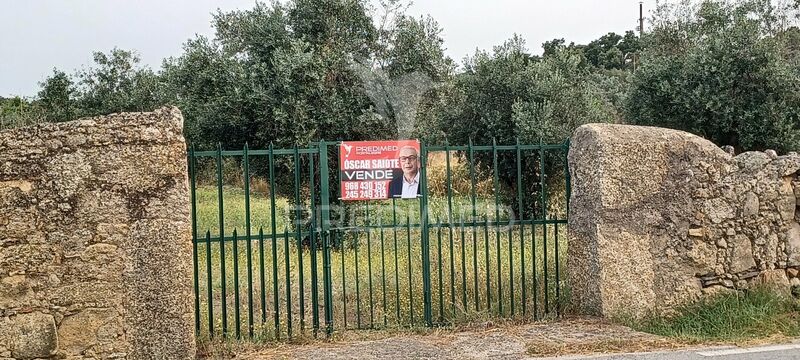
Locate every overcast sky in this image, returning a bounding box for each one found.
[0,0,659,97]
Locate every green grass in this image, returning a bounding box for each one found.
[627,288,800,342]
[192,186,568,342]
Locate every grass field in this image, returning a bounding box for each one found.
[192,185,568,342]
[627,288,800,342]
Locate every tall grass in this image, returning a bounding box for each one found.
[193,187,568,342]
[628,288,800,342]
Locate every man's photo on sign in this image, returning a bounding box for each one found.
[388,146,421,199]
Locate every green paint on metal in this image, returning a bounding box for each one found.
[189,145,200,334]
[379,217,387,327]
[516,139,526,317]
[539,138,549,315]
[186,138,571,341]
[354,216,362,329]
[293,147,305,333]
[366,203,375,328]
[216,143,228,337]
[436,217,444,323]
[243,143,254,338]
[492,138,502,316]
[232,229,241,339]
[269,143,280,339]
[406,214,414,326]
[258,227,266,325]
[457,217,465,316]
[318,141,334,336]
[419,142,433,327]
[205,230,214,338]
[284,227,292,338]
[308,154,320,337]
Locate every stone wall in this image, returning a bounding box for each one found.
[0,107,195,359]
[568,123,800,318]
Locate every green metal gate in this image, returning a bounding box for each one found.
[189,140,569,341]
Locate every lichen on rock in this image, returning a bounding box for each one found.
[568,123,800,318]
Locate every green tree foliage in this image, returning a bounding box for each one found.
[418,36,617,147]
[542,31,642,71]
[74,49,167,116]
[36,49,167,122]
[0,96,45,130]
[162,0,451,150]
[37,70,75,122]
[626,0,800,152]
[582,31,642,70]
[415,36,617,215]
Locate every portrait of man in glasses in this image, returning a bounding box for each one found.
[388,146,421,199]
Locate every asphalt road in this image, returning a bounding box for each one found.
[538,343,800,360]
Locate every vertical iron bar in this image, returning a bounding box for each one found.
[309,154,320,336]
[205,230,213,338]
[232,229,241,339]
[293,147,305,333]
[565,140,571,218]
[380,217,387,327]
[532,222,538,321]
[449,216,455,318]
[483,215,491,313]
[436,217,443,322]
[284,227,292,338]
[318,141,334,336]
[243,144,254,338]
[393,198,400,322]
[561,141,570,318]
[366,203,375,328]
[445,145,456,319]
[539,140,549,315]
[341,230,347,329]
[216,143,228,337]
[419,142,433,327]
[259,228,266,325]
[472,217,478,312]
[468,139,478,312]
[508,222,514,317]
[406,214,414,326]
[189,146,200,334]
[269,143,280,339]
[492,138,501,316]
[516,138,526,317]
[354,216,362,329]
[460,216,467,314]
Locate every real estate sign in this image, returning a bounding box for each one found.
[339,140,421,201]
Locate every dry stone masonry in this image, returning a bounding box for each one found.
[0,107,195,359]
[568,123,800,318]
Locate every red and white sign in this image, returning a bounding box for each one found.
[339,140,421,201]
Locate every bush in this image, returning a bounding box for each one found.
[626,0,800,152]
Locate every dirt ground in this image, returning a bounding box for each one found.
[222,317,694,359]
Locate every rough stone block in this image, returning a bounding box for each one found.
[0,276,32,309]
[730,235,756,273]
[788,222,800,266]
[57,308,120,357]
[753,269,791,295]
[568,124,725,317]
[568,123,800,318]
[0,107,195,359]
[10,312,57,360]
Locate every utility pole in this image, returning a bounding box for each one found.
[639,2,644,36]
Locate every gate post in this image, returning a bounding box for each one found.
[419,142,433,327]
[318,141,335,336]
